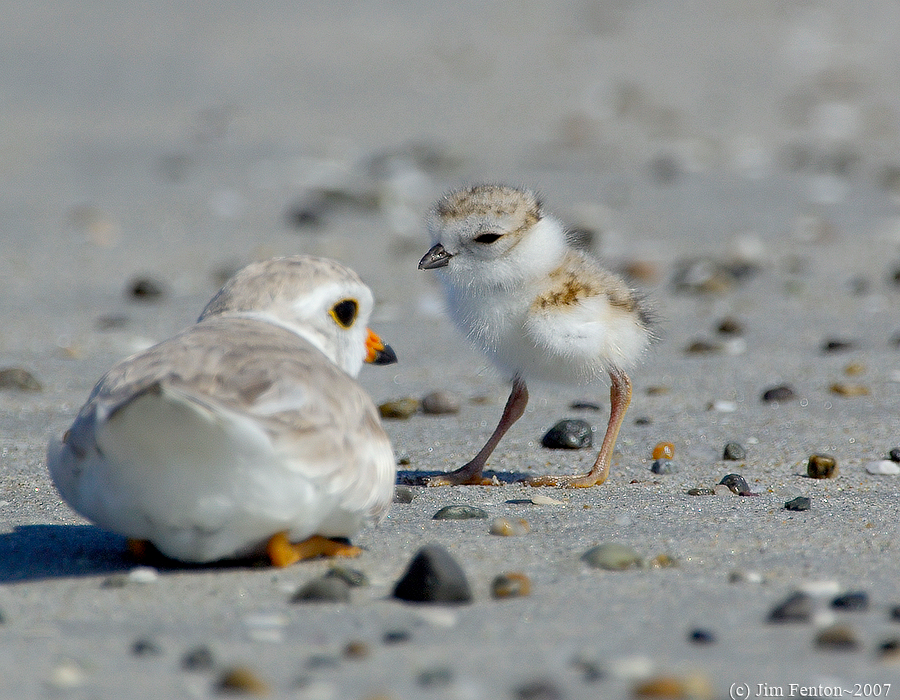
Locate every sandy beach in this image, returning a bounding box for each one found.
[2,2,900,697]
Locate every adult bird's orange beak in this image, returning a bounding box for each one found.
[365,328,398,365]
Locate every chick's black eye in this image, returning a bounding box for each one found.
[330,299,358,328]
[474,232,502,244]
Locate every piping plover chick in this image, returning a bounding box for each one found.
[418,184,652,487]
[49,256,397,566]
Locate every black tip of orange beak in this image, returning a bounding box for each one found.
[372,343,397,365]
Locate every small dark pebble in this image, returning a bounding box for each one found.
[889,448,900,463]
[634,416,652,426]
[807,454,838,479]
[723,442,746,460]
[393,486,415,504]
[815,623,860,651]
[716,317,744,335]
[878,638,900,660]
[570,656,605,683]
[832,591,869,611]
[822,338,856,353]
[688,629,716,645]
[768,591,814,623]
[762,385,796,402]
[131,638,162,657]
[687,488,716,496]
[291,576,351,603]
[127,276,166,301]
[392,544,472,604]
[421,390,461,415]
[432,504,489,520]
[651,459,678,475]
[214,666,269,695]
[685,339,721,354]
[383,629,412,645]
[719,473,754,496]
[541,419,593,449]
[342,640,370,660]
[570,400,601,411]
[0,367,43,392]
[515,678,564,700]
[181,645,216,671]
[285,196,327,228]
[891,605,900,621]
[325,565,368,588]
[785,496,811,511]
[417,667,454,688]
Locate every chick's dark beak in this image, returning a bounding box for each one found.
[418,243,453,270]
[365,329,398,365]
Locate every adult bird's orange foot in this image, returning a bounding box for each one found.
[526,471,609,488]
[266,532,362,568]
[424,468,501,487]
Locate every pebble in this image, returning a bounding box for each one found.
[181,645,216,671]
[830,381,870,397]
[815,623,860,651]
[761,385,796,402]
[685,339,721,354]
[632,673,715,700]
[570,400,601,411]
[290,576,351,603]
[433,505,489,520]
[581,543,643,570]
[491,572,532,599]
[343,640,370,660]
[768,591,814,623]
[127,276,166,301]
[672,257,743,294]
[807,454,838,479]
[514,679,564,700]
[393,486,415,503]
[383,629,412,645]
[688,629,716,645]
[713,484,734,496]
[890,447,900,462]
[651,442,675,459]
[378,398,419,419]
[878,638,900,661]
[325,565,369,588]
[417,667,454,688]
[890,605,900,622]
[0,367,43,392]
[127,566,159,584]
[541,419,593,449]
[718,473,754,496]
[716,317,744,335]
[650,554,677,569]
[421,390,461,415]
[650,459,678,475]
[131,637,162,657]
[215,666,270,695]
[722,442,746,460]
[489,517,530,536]
[822,338,856,353]
[785,496,811,511]
[531,494,566,505]
[48,660,87,690]
[729,569,764,584]
[832,591,869,611]
[687,488,716,496]
[392,544,473,604]
[844,361,866,376]
[867,460,900,476]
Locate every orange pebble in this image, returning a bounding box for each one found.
[652,442,675,460]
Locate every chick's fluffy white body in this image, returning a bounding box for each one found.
[48,256,395,563]
[429,192,649,385]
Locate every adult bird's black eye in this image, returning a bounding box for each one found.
[474,232,502,244]
[330,299,358,328]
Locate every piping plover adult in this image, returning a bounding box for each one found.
[418,184,652,487]
[48,256,397,566]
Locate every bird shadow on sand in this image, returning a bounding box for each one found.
[396,469,534,486]
[0,525,272,584]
